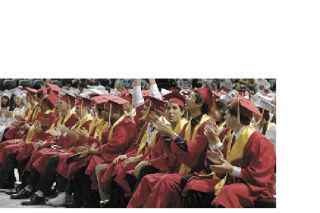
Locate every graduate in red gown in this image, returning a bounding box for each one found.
[0,90,58,189]
[128,86,217,208]
[180,94,276,208]
[17,95,95,205]
[96,95,168,206]
[62,94,138,207]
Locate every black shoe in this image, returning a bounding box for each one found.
[10,188,33,199]
[5,188,18,195]
[21,194,45,205]
[100,201,110,208]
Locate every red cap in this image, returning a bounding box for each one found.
[91,94,128,111]
[164,91,185,109]
[230,94,262,120]
[206,83,221,99]
[76,97,92,108]
[59,93,76,107]
[197,87,211,106]
[119,89,132,103]
[47,83,62,94]
[144,96,167,112]
[218,86,230,94]
[43,90,59,109]
[24,87,38,95]
[37,86,47,96]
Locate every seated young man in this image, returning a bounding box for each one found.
[181,95,276,208]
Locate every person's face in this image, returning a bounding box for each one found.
[211,82,217,91]
[75,105,81,116]
[212,107,225,122]
[111,108,123,122]
[40,100,49,112]
[15,97,24,106]
[186,91,200,111]
[100,107,110,121]
[225,109,237,129]
[165,102,184,124]
[1,97,9,105]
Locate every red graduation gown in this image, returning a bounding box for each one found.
[181,128,276,208]
[85,116,138,190]
[33,119,92,175]
[128,116,213,208]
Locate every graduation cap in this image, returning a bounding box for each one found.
[119,89,132,103]
[143,95,167,112]
[196,84,216,107]
[160,88,172,96]
[230,94,262,120]
[47,83,62,94]
[91,94,128,111]
[59,91,76,107]
[217,86,230,94]
[36,86,47,99]
[253,94,276,113]
[76,93,92,108]
[24,87,38,95]
[164,91,186,109]
[43,90,59,109]
[1,90,13,99]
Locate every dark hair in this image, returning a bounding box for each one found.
[216,99,226,110]
[9,95,17,111]
[216,99,226,122]
[1,96,9,108]
[259,107,270,135]
[194,90,209,115]
[226,104,251,125]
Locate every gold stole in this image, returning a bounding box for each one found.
[107,114,127,142]
[48,109,74,131]
[25,109,54,143]
[179,114,211,174]
[77,114,93,129]
[217,121,226,133]
[26,103,40,122]
[89,118,100,136]
[136,118,188,156]
[214,125,255,195]
[94,120,109,144]
[68,114,93,151]
[265,120,272,136]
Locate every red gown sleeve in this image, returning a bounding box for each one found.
[240,132,276,195]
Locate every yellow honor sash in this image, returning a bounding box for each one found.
[265,120,272,136]
[107,114,128,141]
[89,118,100,136]
[179,114,211,174]
[95,120,109,144]
[25,109,54,143]
[214,125,255,195]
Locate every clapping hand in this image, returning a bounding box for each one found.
[152,117,175,138]
[208,149,234,175]
[76,128,89,140]
[204,120,220,146]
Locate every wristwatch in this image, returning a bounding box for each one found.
[171,133,179,141]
